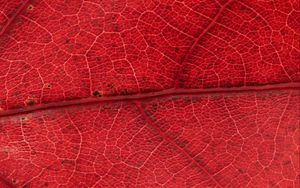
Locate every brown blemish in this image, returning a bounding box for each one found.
[25,98,35,106]
[60,159,75,167]
[112,24,119,32]
[30,150,37,155]
[96,57,102,62]
[173,47,180,53]
[44,83,52,89]
[46,165,58,171]
[238,168,246,174]
[21,117,28,121]
[14,91,21,96]
[92,90,102,97]
[27,5,34,11]
[12,178,17,184]
[65,38,70,44]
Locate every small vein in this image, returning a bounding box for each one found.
[135,101,223,187]
[174,0,235,88]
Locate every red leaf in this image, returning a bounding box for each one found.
[0,0,299,187]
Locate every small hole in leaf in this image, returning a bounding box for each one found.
[92,90,102,97]
[27,5,34,11]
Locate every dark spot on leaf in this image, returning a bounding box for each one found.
[14,91,21,96]
[173,47,180,53]
[92,90,102,97]
[27,5,34,11]
[12,178,17,184]
[65,38,70,44]
[96,57,102,62]
[111,14,118,21]
[44,182,49,187]
[81,81,88,87]
[46,165,58,171]
[25,99,35,106]
[288,125,297,132]
[228,60,235,64]
[61,159,75,167]
[146,39,157,48]
[44,83,52,89]
[112,24,119,32]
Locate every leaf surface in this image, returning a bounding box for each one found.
[0,0,299,187]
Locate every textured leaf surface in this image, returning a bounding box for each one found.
[0,90,299,187]
[0,0,299,187]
